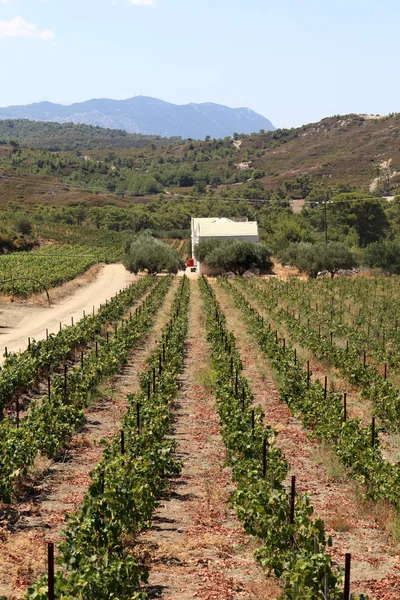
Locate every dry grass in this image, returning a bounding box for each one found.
[311,440,350,483]
[0,531,47,594]
[246,579,281,599]
[326,510,354,533]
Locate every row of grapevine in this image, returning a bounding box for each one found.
[219,278,400,513]
[18,275,190,599]
[0,275,173,502]
[0,244,122,297]
[0,274,154,416]
[236,277,400,429]
[262,276,400,370]
[199,276,367,600]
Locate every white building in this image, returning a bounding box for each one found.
[191,217,259,274]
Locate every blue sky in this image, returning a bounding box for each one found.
[0,0,399,128]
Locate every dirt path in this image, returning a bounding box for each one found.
[0,279,179,599]
[212,280,400,600]
[135,280,276,600]
[0,264,135,362]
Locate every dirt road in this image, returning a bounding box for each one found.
[0,264,135,362]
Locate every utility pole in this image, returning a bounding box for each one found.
[324,200,328,244]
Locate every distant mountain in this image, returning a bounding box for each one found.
[0,96,275,140]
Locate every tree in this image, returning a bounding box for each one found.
[196,239,273,275]
[318,242,358,277]
[280,242,357,279]
[194,238,222,263]
[365,241,400,274]
[124,234,185,275]
[14,215,33,236]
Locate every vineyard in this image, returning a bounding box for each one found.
[0,244,122,297]
[0,274,400,599]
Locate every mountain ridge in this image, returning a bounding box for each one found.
[0,96,275,140]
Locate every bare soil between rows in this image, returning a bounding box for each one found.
[134,280,277,600]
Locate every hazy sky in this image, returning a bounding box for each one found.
[0,0,399,128]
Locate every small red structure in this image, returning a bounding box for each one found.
[186,258,195,267]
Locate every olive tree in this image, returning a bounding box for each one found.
[280,242,357,279]
[196,238,273,276]
[124,235,185,275]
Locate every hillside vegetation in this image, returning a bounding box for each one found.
[2,114,400,275]
[1,114,400,205]
[0,120,182,151]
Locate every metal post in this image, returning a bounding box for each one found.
[371,417,375,448]
[324,376,327,400]
[64,365,67,396]
[121,430,125,455]
[48,542,55,600]
[263,438,267,479]
[344,393,347,422]
[251,409,255,432]
[290,476,296,524]
[344,553,351,600]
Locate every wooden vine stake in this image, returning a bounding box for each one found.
[120,429,125,455]
[307,361,310,388]
[137,402,140,435]
[324,376,327,400]
[64,365,68,396]
[242,386,245,410]
[290,475,296,525]
[48,542,55,600]
[371,417,375,448]
[251,409,255,432]
[48,376,51,400]
[262,438,267,479]
[16,397,19,428]
[343,393,347,422]
[344,553,351,600]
